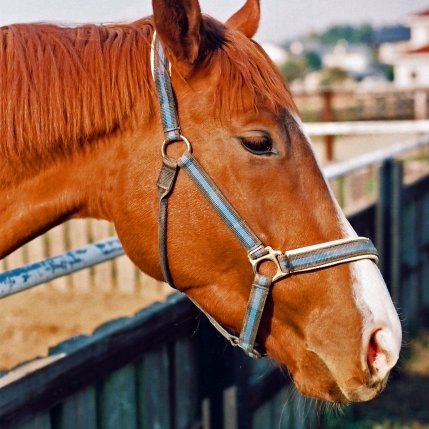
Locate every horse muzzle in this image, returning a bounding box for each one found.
[346,328,400,402]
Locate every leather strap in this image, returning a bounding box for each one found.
[151,33,182,143]
[279,237,378,274]
[179,152,264,255]
[239,274,272,358]
[157,158,179,286]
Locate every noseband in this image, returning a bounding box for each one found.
[151,34,378,359]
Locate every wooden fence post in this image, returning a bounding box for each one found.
[198,319,235,429]
[233,351,251,429]
[414,89,428,120]
[321,89,335,162]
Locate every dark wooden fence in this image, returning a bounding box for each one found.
[377,159,429,329]
[1,149,428,429]
[0,293,316,429]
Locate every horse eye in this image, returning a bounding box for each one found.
[239,135,274,155]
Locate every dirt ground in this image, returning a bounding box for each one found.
[0,282,172,372]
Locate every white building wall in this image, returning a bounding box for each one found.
[394,56,429,87]
[410,23,429,47]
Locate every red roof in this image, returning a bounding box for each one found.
[409,8,429,18]
[406,44,429,54]
[416,8,429,17]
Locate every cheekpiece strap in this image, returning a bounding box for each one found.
[239,274,273,358]
[151,32,182,143]
[179,152,263,254]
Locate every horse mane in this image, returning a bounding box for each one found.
[0,15,296,164]
[0,19,155,161]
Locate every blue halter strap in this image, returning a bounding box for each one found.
[151,33,378,359]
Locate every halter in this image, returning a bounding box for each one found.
[151,34,378,359]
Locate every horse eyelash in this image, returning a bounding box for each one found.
[239,135,276,156]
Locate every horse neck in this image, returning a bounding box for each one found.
[0,20,156,259]
[0,133,130,259]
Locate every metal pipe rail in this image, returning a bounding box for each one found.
[304,120,429,136]
[1,133,429,299]
[324,133,429,180]
[0,237,123,298]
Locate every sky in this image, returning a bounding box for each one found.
[1,0,428,44]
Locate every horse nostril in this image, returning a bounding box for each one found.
[367,329,397,379]
[367,329,382,374]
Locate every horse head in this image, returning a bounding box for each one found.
[0,0,402,403]
[110,0,402,403]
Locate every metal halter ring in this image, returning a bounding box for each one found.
[249,246,286,282]
[161,135,192,160]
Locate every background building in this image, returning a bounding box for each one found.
[393,9,429,87]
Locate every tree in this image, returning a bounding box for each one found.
[280,56,307,82]
[356,23,374,44]
[304,50,322,71]
[319,67,348,87]
[384,64,394,82]
[320,23,374,45]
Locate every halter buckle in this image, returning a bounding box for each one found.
[248,246,286,282]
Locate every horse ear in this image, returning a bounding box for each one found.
[225,0,260,38]
[152,0,202,64]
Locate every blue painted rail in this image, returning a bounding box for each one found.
[0,237,124,298]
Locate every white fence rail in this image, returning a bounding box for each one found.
[324,134,429,180]
[304,120,429,136]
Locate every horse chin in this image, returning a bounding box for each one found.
[291,373,350,404]
[340,365,391,403]
[288,354,350,404]
[285,348,390,404]
[292,370,387,404]
[343,377,388,403]
[295,381,350,404]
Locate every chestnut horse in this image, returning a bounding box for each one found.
[0,0,401,403]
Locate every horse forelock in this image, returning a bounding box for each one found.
[201,17,297,118]
[0,19,155,163]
